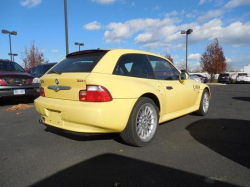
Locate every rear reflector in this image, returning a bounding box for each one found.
[40,87,45,97]
[79,85,112,102]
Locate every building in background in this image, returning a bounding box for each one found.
[243,64,250,74]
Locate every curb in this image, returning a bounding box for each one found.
[206,83,227,85]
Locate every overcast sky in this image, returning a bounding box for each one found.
[0,0,250,70]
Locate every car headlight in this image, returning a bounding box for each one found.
[32,78,40,84]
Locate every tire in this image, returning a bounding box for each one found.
[195,89,210,116]
[120,97,159,147]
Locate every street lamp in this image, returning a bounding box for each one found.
[8,53,18,61]
[181,29,193,71]
[2,29,18,61]
[64,0,69,55]
[75,42,84,51]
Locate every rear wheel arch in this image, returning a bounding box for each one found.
[120,96,159,146]
[140,93,160,112]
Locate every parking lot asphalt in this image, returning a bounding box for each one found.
[0,84,250,187]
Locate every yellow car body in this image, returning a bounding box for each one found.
[35,49,210,146]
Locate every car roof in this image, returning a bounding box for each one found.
[67,49,167,60]
[66,49,178,74]
[36,63,57,67]
[0,59,16,63]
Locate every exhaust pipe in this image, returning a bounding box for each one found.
[39,117,45,124]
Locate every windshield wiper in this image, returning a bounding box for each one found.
[48,70,62,75]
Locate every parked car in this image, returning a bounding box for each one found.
[0,60,40,99]
[192,74,208,83]
[236,73,250,83]
[190,74,202,82]
[35,49,210,147]
[32,63,57,83]
[29,66,37,74]
[218,73,233,84]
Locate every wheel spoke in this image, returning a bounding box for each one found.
[136,102,158,142]
[202,93,209,113]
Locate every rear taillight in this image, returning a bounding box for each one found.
[40,87,45,97]
[0,78,6,86]
[28,78,33,85]
[79,85,112,102]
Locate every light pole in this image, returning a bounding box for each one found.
[181,29,193,71]
[64,0,69,55]
[2,29,17,61]
[75,42,84,51]
[9,53,18,61]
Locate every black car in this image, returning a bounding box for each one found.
[218,73,233,84]
[31,63,57,78]
[0,60,40,99]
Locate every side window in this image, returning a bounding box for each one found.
[148,55,179,80]
[171,65,180,78]
[113,54,154,79]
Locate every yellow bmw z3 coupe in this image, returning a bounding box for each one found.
[35,49,210,146]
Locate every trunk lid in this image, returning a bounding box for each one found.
[40,73,89,101]
[39,50,109,101]
[0,71,34,86]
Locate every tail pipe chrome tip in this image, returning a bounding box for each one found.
[39,117,45,124]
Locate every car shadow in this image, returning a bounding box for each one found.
[30,153,237,187]
[44,125,124,144]
[186,119,250,169]
[232,97,250,102]
[0,97,36,106]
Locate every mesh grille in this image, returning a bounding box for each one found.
[3,77,29,85]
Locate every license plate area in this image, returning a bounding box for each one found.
[48,110,62,126]
[13,89,25,95]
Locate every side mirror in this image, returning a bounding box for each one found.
[179,72,189,83]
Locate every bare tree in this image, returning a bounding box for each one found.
[176,62,191,72]
[21,41,48,69]
[191,65,203,73]
[200,38,226,81]
[165,53,174,63]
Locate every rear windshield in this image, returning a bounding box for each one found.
[49,51,107,73]
[0,61,25,72]
[220,73,229,76]
[238,73,247,76]
[32,64,56,77]
[190,75,199,78]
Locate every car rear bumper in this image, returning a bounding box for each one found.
[34,96,136,133]
[236,79,250,83]
[0,85,40,98]
[218,79,230,83]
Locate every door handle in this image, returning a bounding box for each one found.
[166,86,173,90]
